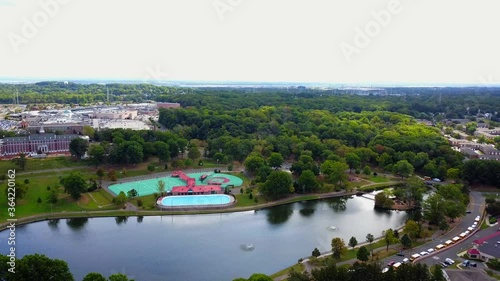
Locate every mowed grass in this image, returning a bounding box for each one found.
[1,157,87,173]
[0,174,115,222]
[367,175,390,183]
[235,193,264,207]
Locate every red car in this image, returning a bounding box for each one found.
[388,261,396,267]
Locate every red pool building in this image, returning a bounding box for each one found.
[171,171,222,195]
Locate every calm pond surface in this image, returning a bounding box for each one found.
[0,196,409,281]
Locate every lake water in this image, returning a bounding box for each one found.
[0,196,409,281]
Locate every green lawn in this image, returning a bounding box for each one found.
[1,157,87,173]
[235,193,264,207]
[130,194,157,209]
[269,263,305,280]
[367,175,390,183]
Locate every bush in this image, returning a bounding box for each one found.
[486,198,496,204]
[486,259,500,271]
[249,193,253,199]
[147,164,155,172]
[227,164,233,171]
[24,179,29,184]
[240,188,244,194]
[254,197,258,203]
[489,217,497,224]
[37,197,42,203]
[137,199,143,207]
[373,172,378,176]
[46,186,51,191]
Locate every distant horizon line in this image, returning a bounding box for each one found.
[0,77,500,88]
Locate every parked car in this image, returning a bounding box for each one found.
[396,252,405,257]
[427,248,435,253]
[470,262,477,267]
[445,258,455,265]
[433,178,441,182]
[420,251,429,256]
[439,262,448,268]
[388,261,396,267]
[402,258,409,264]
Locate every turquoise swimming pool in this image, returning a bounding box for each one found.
[159,194,233,207]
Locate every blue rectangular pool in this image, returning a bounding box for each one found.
[159,194,233,207]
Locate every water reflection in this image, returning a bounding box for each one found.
[266,204,294,225]
[66,218,88,230]
[115,216,128,225]
[299,200,317,217]
[327,197,347,212]
[137,216,144,223]
[47,219,60,230]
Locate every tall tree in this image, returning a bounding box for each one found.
[260,171,293,200]
[267,152,284,169]
[157,180,166,196]
[188,145,201,160]
[400,233,412,249]
[297,170,320,193]
[69,137,89,160]
[345,153,361,173]
[393,160,414,179]
[13,152,27,170]
[331,237,347,260]
[356,246,370,262]
[87,144,105,167]
[383,228,398,251]
[15,253,74,281]
[60,172,88,200]
[348,236,358,249]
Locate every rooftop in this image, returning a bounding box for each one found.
[444,269,495,281]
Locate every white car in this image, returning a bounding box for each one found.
[433,178,441,182]
[402,258,409,263]
[420,251,429,256]
[427,248,435,253]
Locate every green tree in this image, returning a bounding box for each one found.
[356,246,369,262]
[322,161,349,186]
[267,152,284,169]
[46,188,59,204]
[345,153,361,174]
[423,194,446,225]
[297,170,320,193]
[15,253,74,281]
[393,160,414,179]
[312,248,321,257]
[13,153,27,170]
[82,125,95,138]
[157,180,166,196]
[400,233,412,248]
[403,219,420,239]
[444,200,466,222]
[127,189,139,198]
[260,171,293,200]
[348,236,358,249]
[431,265,446,281]
[154,141,170,163]
[375,192,394,209]
[83,272,107,281]
[244,153,266,174]
[465,122,477,135]
[69,137,89,160]
[446,168,460,181]
[4,181,28,203]
[60,172,88,200]
[331,237,347,259]
[108,273,135,281]
[126,142,143,165]
[147,164,155,172]
[366,233,374,249]
[88,144,105,167]
[362,165,371,176]
[96,168,105,187]
[383,228,398,251]
[188,145,201,160]
[112,191,128,207]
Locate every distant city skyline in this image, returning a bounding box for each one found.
[1,0,499,85]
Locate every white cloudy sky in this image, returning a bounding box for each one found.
[0,0,499,84]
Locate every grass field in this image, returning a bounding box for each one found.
[1,157,87,173]
[367,175,390,183]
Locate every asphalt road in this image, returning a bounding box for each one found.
[380,191,486,269]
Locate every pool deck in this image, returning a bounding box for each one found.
[156,194,236,209]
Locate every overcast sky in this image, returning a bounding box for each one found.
[0,0,499,85]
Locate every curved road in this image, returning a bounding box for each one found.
[380,191,486,268]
